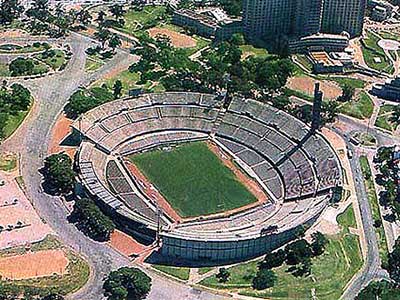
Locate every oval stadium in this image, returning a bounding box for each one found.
[72,92,343,264]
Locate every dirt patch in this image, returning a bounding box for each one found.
[109,230,148,257]
[148,27,196,48]
[48,114,75,159]
[0,249,68,280]
[287,76,342,100]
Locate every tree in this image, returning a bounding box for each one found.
[95,28,111,49]
[216,268,230,283]
[109,4,125,20]
[355,280,398,300]
[311,232,328,256]
[285,239,313,265]
[387,237,400,283]
[70,198,115,241]
[337,84,355,102]
[43,152,75,195]
[10,83,31,111]
[260,249,286,270]
[9,57,35,76]
[0,0,24,25]
[77,9,92,26]
[103,267,151,300]
[230,33,245,46]
[96,10,106,26]
[109,34,122,51]
[321,101,339,125]
[270,95,290,110]
[113,80,123,99]
[390,105,400,126]
[252,269,277,290]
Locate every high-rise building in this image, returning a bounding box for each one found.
[242,0,294,40]
[293,0,324,37]
[322,0,367,37]
[243,0,366,42]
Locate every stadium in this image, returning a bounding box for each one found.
[72,92,342,264]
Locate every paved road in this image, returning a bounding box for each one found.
[333,130,390,300]
[1,32,228,300]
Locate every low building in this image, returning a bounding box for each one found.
[289,32,350,54]
[371,77,400,101]
[172,8,242,41]
[368,0,394,22]
[308,51,344,74]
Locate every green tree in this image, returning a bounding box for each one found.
[390,105,400,126]
[355,280,398,300]
[109,4,125,20]
[43,152,75,195]
[9,57,35,76]
[337,84,355,102]
[95,28,111,49]
[260,249,286,270]
[388,237,400,283]
[0,0,24,25]
[109,34,122,51]
[70,198,115,241]
[252,269,277,290]
[311,232,328,256]
[103,267,152,300]
[285,239,313,265]
[216,268,230,283]
[113,80,123,99]
[77,9,92,26]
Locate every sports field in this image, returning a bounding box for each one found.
[129,142,257,218]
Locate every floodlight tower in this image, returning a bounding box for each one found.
[311,82,323,132]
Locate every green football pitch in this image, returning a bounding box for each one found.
[128,142,257,218]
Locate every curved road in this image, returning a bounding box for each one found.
[1,33,227,300]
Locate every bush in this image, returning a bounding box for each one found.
[70,198,115,241]
[104,267,151,300]
[311,232,328,256]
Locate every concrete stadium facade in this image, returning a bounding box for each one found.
[73,92,342,264]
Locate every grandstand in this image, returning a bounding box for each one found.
[73,92,342,263]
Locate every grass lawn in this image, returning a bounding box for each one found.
[0,42,49,54]
[2,100,32,139]
[359,156,388,264]
[129,142,257,217]
[93,68,163,95]
[361,31,393,74]
[119,6,168,35]
[375,104,397,132]
[153,265,190,280]
[0,154,17,172]
[0,62,10,76]
[339,91,374,120]
[201,204,363,300]
[198,267,214,275]
[85,56,104,72]
[326,77,366,89]
[240,45,270,59]
[294,54,313,73]
[34,49,66,70]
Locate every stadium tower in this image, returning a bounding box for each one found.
[311,82,323,131]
